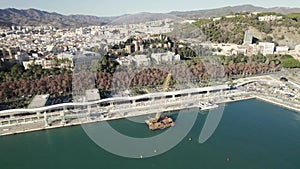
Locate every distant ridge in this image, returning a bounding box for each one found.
[168,4,300,18]
[1,5,300,27]
[110,12,177,25]
[0,8,115,28]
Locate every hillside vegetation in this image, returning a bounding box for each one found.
[194,12,300,47]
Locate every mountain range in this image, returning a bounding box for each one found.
[0,4,300,28]
[0,8,115,28]
[170,4,300,18]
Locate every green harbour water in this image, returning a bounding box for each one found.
[0,99,300,169]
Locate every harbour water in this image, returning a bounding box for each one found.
[0,99,300,169]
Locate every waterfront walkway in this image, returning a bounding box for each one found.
[0,76,300,136]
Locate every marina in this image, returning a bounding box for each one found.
[0,99,300,169]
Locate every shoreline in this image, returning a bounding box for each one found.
[255,96,300,113]
[0,94,299,137]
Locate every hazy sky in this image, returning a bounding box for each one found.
[1,0,300,16]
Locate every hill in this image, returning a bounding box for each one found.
[193,12,300,48]
[109,12,176,25]
[0,8,114,28]
[169,4,300,19]
[1,5,300,27]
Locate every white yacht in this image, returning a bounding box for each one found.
[199,101,218,110]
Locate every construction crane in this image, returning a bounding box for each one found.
[145,73,175,130]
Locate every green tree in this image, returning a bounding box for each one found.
[265,36,273,42]
[10,64,25,78]
[280,58,300,68]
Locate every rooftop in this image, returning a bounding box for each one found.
[28,94,50,108]
[85,89,101,102]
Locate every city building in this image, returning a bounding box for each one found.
[131,55,150,67]
[28,94,50,108]
[125,45,132,53]
[258,15,283,22]
[275,46,289,54]
[0,46,19,59]
[232,47,247,55]
[133,41,139,52]
[243,31,253,46]
[22,59,55,69]
[116,55,150,67]
[258,42,275,56]
[85,89,100,102]
[151,51,180,64]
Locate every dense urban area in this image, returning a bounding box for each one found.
[1,10,300,111]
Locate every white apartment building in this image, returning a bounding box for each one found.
[116,55,150,67]
[22,59,54,69]
[258,42,275,56]
[275,46,289,54]
[258,15,283,22]
[151,51,180,64]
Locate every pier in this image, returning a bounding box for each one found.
[0,84,238,136]
[1,76,299,136]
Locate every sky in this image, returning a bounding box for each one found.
[1,0,300,16]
